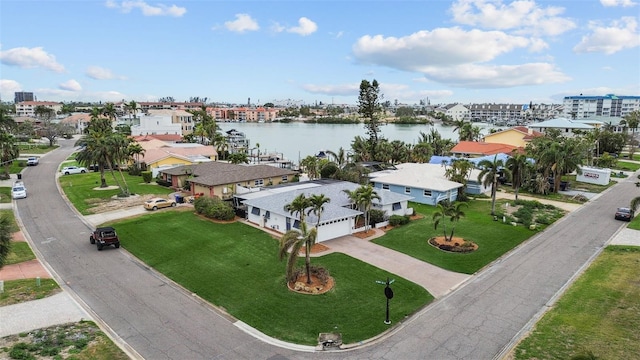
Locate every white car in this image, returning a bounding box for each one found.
[26,157,39,166]
[61,166,87,175]
[12,181,27,199]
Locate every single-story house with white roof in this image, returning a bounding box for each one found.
[238,180,414,242]
[528,117,594,137]
[368,163,489,205]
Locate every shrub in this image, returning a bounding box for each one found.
[389,214,410,226]
[204,201,235,221]
[128,167,142,176]
[141,171,152,183]
[368,209,386,226]
[193,196,217,214]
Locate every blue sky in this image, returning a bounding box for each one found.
[1,0,639,106]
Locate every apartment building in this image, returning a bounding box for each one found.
[466,103,526,122]
[144,109,194,134]
[14,92,34,103]
[563,94,640,119]
[15,101,62,117]
[211,107,279,122]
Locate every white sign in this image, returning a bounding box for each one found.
[576,166,610,185]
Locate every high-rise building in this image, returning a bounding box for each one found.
[563,94,640,119]
[14,91,34,103]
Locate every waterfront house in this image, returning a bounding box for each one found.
[482,126,543,148]
[450,141,517,158]
[528,118,594,137]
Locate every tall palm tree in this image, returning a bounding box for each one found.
[478,155,511,215]
[300,155,319,179]
[326,147,348,168]
[102,103,117,123]
[307,194,330,229]
[128,100,139,119]
[410,142,433,163]
[506,152,530,200]
[279,194,317,284]
[75,117,114,188]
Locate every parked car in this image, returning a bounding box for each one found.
[11,181,27,199]
[614,207,635,222]
[26,157,39,166]
[61,166,87,175]
[144,197,177,211]
[89,226,120,250]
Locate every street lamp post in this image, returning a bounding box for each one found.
[375,277,395,325]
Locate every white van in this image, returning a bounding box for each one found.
[12,181,27,199]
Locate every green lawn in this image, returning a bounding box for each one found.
[373,201,564,274]
[17,144,58,154]
[628,213,640,230]
[512,246,640,359]
[1,210,19,232]
[0,187,11,203]
[613,160,640,172]
[0,279,61,306]
[4,242,36,265]
[562,175,615,193]
[110,211,432,345]
[59,171,173,214]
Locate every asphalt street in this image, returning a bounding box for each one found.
[13,138,640,359]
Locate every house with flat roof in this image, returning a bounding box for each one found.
[239,180,414,242]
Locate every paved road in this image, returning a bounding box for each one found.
[16,138,638,359]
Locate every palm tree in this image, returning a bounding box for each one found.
[478,155,511,215]
[343,184,380,231]
[102,103,117,123]
[228,152,249,164]
[300,155,319,179]
[128,100,138,119]
[128,142,145,171]
[0,131,19,176]
[506,152,530,201]
[326,147,349,168]
[279,194,317,284]
[75,117,114,188]
[433,201,468,242]
[308,194,330,229]
[410,142,433,163]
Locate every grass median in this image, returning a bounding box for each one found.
[109,211,432,345]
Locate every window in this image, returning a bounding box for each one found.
[282,176,288,183]
[251,207,260,216]
[392,202,401,211]
[423,189,432,197]
[293,220,300,229]
[382,184,389,190]
[254,179,264,186]
[264,211,270,219]
[405,187,411,194]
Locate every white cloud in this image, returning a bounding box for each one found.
[421,62,571,88]
[105,1,186,17]
[378,83,455,102]
[573,17,640,54]
[449,0,576,36]
[301,83,360,96]
[59,79,82,91]
[600,0,637,7]
[85,66,127,80]
[225,14,259,33]
[287,17,318,36]
[0,79,22,100]
[34,88,127,102]
[353,28,532,70]
[0,46,65,72]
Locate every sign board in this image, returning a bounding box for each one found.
[576,166,610,186]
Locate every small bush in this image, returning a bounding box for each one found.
[389,215,410,226]
[141,171,152,183]
[128,167,142,176]
[193,196,217,214]
[368,209,386,225]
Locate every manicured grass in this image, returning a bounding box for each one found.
[613,160,640,172]
[0,187,11,203]
[512,246,640,359]
[628,214,640,230]
[111,211,432,345]
[4,242,36,265]
[373,201,563,274]
[0,210,19,232]
[0,278,60,306]
[562,175,615,193]
[59,171,173,214]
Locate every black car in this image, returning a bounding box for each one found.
[614,207,634,222]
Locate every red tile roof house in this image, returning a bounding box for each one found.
[158,162,297,200]
[450,141,518,158]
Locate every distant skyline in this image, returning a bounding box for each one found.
[1,0,639,106]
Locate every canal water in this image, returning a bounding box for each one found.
[217,121,504,164]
